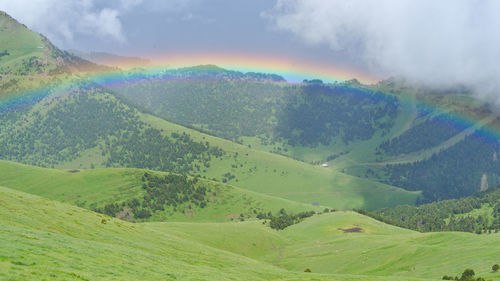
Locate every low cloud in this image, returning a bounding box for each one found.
[265,0,500,101]
[0,0,203,49]
[0,0,132,46]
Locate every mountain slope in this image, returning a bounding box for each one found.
[0,11,103,76]
[68,49,151,69]
[0,186,318,281]
[360,187,500,233]
[150,211,500,280]
[3,185,497,280]
[0,82,418,210]
[113,70,500,203]
[0,160,323,222]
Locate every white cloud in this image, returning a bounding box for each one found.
[0,0,133,45]
[265,0,500,101]
[80,8,125,42]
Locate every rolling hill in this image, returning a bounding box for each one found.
[110,66,500,203]
[3,9,499,206]
[1,186,498,280]
[159,212,499,279]
[0,159,324,222]
[0,77,417,211]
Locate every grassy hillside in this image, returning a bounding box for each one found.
[139,113,419,210]
[3,185,497,280]
[112,72,398,157]
[0,185,443,281]
[0,11,49,75]
[0,82,418,211]
[0,11,101,76]
[0,186,311,281]
[114,69,500,203]
[0,160,323,222]
[156,212,500,280]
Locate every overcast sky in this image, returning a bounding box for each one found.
[0,0,356,67]
[1,0,500,99]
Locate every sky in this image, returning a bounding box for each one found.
[1,0,500,98]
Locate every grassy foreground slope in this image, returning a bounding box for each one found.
[156,212,500,280]
[0,160,322,222]
[0,186,426,281]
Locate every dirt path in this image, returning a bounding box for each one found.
[1,74,49,79]
[359,114,499,167]
[390,92,418,140]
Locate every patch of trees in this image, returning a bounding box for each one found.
[114,73,398,147]
[257,208,316,230]
[326,151,349,161]
[0,50,9,58]
[95,172,211,220]
[378,113,470,156]
[442,268,492,281]
[0,87,224,173]
[356,187,500,233]
[104,128,223,174]
[161,65,286,82]
[115,77,288,140]
[221,172,236,183]
[383,131,500,202]
[275,83,398,146]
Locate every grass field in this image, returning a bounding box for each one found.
[155,212,500,280]
[1,186,497,280]
[0,186,442,281]
[0,160,326,222]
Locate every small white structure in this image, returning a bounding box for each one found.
[321,163,329,168]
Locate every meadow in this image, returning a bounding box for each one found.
[1,186,498,281]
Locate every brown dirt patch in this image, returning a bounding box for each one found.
[339,227,364,233]
[67,170,80,173]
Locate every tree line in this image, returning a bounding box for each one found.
[95,172,212,220]
[356,187,500,233]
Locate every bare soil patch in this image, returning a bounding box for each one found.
[339,227,363,233]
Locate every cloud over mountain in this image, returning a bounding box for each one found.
[0,0,136,45]
[265,0,500,101]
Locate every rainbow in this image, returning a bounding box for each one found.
[144,52,381,84]
[0,53,499,148]
[0,52,382,113]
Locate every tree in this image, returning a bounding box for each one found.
[493,264,499,272]
[460,269,475,281]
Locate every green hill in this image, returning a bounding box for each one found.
[0,11,102,76]
[154,212,500,280]
[3,9,500,206]
[0,186,323,281]
[0,160,323,222]
[112,69,500,203]
[2,185,498,280]
[0,83,418,211]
